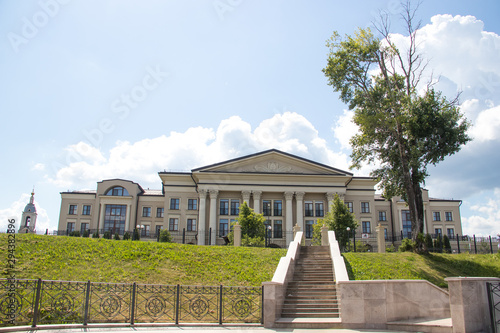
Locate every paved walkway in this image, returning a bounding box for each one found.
[3,325,408,333]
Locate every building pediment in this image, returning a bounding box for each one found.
[192,149,352,176]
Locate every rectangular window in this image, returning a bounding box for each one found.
[384,228,388,241]
[220,199,229,215]
[273,200,282,216]
[435,228,442,236]
[188,199,198,210]
[304,201,314,217]
[80,223,89,233]
[187,219,197,232]
[170,198,179,210]
[378,211,387,221]
[67,222,75,233]
[362,221,371,234]
[142,207,151,217]
[447,228,454,238]
[69,205,77,215]
[315,202,324,217]
[169,218,179,231]
[219,219,229,237]
[346,202,353,213]
[305,220,314,239]
[433,212,441,221]
[230,200,240,215]
[273,220,283,238]
[157,207,164,218]
[82,205,91,215]
[263,200,272,216]
[402,210,411,238]
[141,225,150,237]
[361,202,370,213]
[445,212,453,221]
[104,204,126,235]
[155,225,162,236]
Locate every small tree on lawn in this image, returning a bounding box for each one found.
[443,235,452,253]
[236,201,266,247]
[323,194,358,251]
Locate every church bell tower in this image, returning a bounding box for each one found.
[19,190,37,233]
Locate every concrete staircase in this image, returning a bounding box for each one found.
[276,246,340,328]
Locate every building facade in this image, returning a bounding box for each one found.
[58,149,463,246]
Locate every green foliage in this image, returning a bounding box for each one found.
[103,231,112,240]
[159,230,172,243]
[354,241,371,252]
[322,194,358,251]
[425,233,433,251]
[82,229,90,238]
[123,232,131,240]
[312,220,326,246]
[236,202,265,244]
[241,235,265,247]
[114,233,120,241]
[0,234,286,286]
[434,235,443,253]
[69,231,80,237]
[322,5,471,241]
[92,232,99,239]
[133,228,140,241]
[399,238,415,252]
[443,235,452,253]
[385,244,396,252]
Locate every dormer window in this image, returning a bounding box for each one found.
[105,186,129,196]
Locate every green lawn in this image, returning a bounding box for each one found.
[344,252,500,288]
[1,234,499,288]
[0,234,286,286]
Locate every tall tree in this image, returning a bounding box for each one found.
[321,194,358,251]
[322,1,470,247]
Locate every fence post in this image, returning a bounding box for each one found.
[209,228,212,245]
[489,236,493,254]
[474,235,477,254]
[219,285,223,325]
[130,282,136,325]
[175,284,180,325]
[487,282,496,333]
[261,285,264,324]
[31,278,42,328]
[182,228,186,244]
[353,231,356,252]
[456,234,460,254]
[83,280,91,325]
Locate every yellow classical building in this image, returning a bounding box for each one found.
[58,149,463,247]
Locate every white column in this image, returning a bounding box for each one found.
[99,204,106,232]
[284,191,294,245]
[209,189,219,245]
[253,190,262,214]
[125,203,131,232]
[241,190,251,206]
[325,192,335,212]
[198,189,207,245]
[295,191,305,232]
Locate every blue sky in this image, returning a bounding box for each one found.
[1,0,499,236]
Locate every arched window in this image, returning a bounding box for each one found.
[105,186,129,196]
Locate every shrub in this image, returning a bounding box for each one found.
[123,232,131,240]
[159,230,172,243]
[92,232,100,238]
[242,235,265,247]
[399,238,415,252]
[103,231,112,239]
[434,235,443,253]
[69,231,80,237]
[82,229,90,238]
[386,244,396,252]
[133,228,140,241]
[114,233,120,241]
[425,233,433,252]
[443,235,452,253]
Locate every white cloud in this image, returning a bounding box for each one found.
[332,109,358,151]
[47,112,351,190]
[462,188,500,236]
[0,193,51,234]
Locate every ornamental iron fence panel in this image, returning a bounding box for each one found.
[488,282,500,333]
[0,279,262,327]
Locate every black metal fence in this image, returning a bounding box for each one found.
[0,279,262,327]
[488,282,500,333]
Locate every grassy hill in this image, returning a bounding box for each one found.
[0,234,498,288]
[0,234,286,286]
